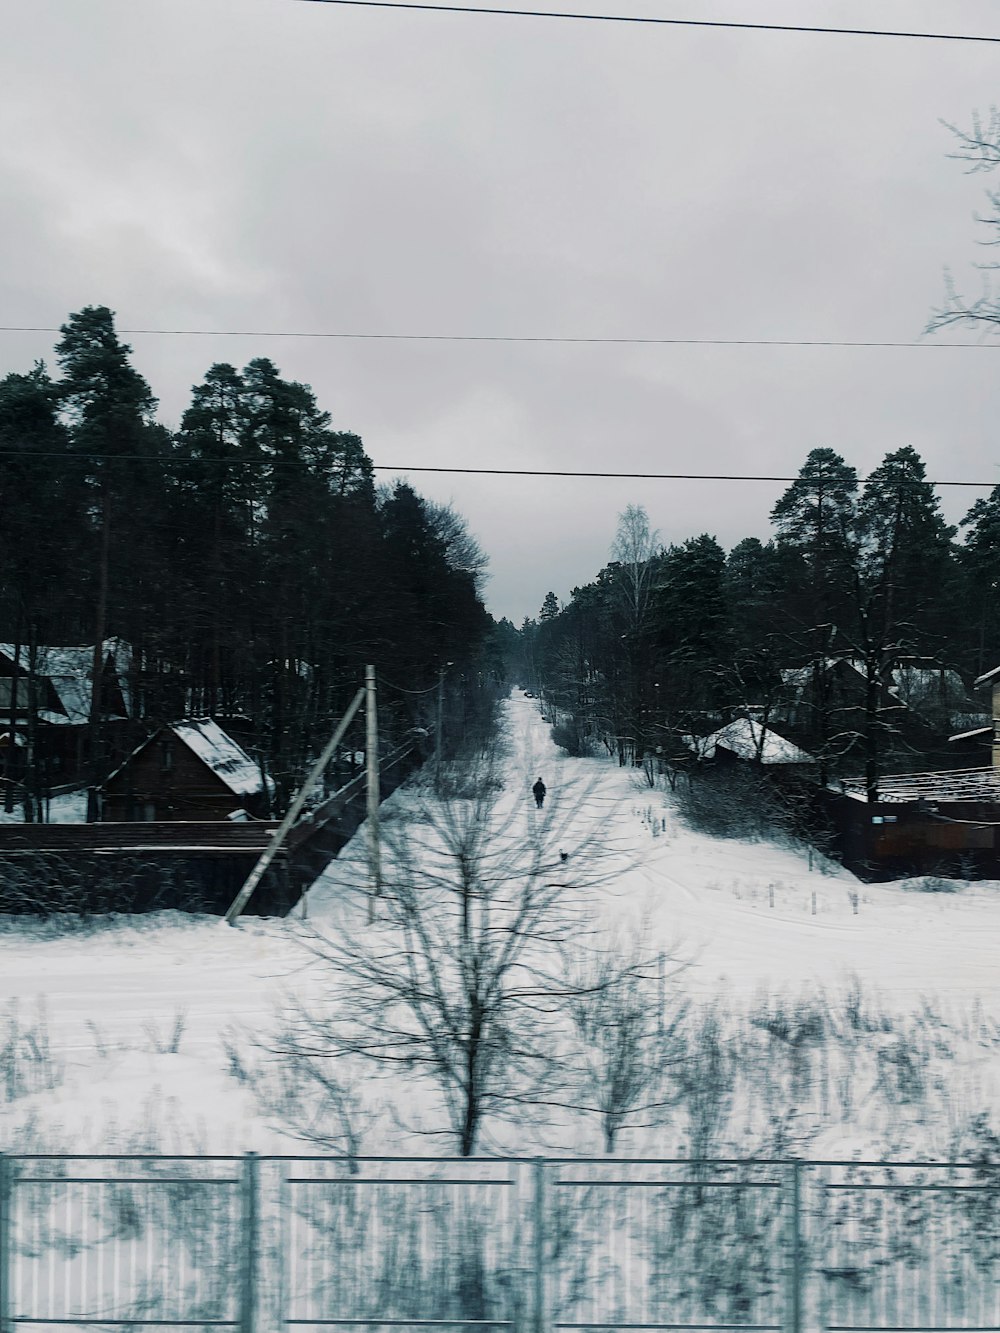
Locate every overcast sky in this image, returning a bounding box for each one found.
[3,0,1000,623]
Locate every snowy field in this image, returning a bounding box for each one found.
[1,691,999,1161]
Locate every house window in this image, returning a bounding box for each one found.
[160,741,174,773]
[0,679,30,711]
[143,803,156,822]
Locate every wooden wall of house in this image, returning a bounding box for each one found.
[822,790,1000,881]
[102,734,267,821]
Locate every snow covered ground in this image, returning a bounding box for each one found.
[1,691,999,1160]
[0,788,88,823]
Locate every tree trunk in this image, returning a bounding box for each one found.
[86,491,111,823]
[4,611,22,814]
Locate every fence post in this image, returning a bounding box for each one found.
[787,1159,802,1333]
[533,1157,547,1333]
[0,1153,9,1333]
[240,1152,259,1333]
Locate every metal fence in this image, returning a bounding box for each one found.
[2,1155,1000,1332]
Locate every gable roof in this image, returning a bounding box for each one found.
[169,719,270,798]
[686,717,814,765]
[948,725,993,743]
[102,717,273,801]
[0,639,131,724]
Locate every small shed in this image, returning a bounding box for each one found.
[101,718,273,822]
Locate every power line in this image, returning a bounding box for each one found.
[291,0,1000,44]
[1,325,997,350]
[0,451,993,488]
[377,466,993,488]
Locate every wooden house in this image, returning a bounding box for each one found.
[0,639,132,781]
[101,718,273,822]
[969,664,1000,766]
[779,656,973,736]
[822,665,1000,879]
[685,716,815,768]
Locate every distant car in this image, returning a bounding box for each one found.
[524,690,535,698]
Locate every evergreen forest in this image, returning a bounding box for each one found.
[0,307,502,816]
[519,448,1000,797]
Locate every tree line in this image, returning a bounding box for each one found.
[0,307,503,816]
[521,446,1000,797]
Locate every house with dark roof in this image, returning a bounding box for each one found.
[0,639,132,781]
[778,656,975,736]
[100,718,274,821]
[963,664,1000,768]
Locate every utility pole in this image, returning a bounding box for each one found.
[224,686,366,925]
[434,661,452,790]
[366,665,381,920]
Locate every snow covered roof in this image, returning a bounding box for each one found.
[888,664,965,702]
[687,717,814,765]
[975,664,1000,687]
[169,719,272,798]
[780,658,844,690]
[782,658,973,725]
[0,639,131,724]
[840,766,1000,803]
[947,725,993,743]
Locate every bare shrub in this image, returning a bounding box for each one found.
[900,875,960,894]
[0,853,212,919]
[558,933,687,1151]
[671,766,791,841]
[674,1007,737,1160]
[0,999,63,1103]
[142,1010,187,1055]
[225,1019,369,1162]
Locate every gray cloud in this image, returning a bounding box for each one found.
[3,0,1000,620]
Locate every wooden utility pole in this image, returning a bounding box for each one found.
[435,666,445,789]
[434,661,452,790]
[224,685,366,925]
[366,664,381,919]
[86,494,111,823]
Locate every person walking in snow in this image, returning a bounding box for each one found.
[532,777,546,809]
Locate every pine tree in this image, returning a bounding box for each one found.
[55,307,164,818]
[0,364,85,813]
[845,448,957,797]
[172,363,258,715]
[855,446,956,646]
[957,485,1000,675]
[770,447,858,626]
[539,592,560,622]
[654,535,730,719]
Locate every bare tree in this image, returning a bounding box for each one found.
[424,501,491,594]
[278,756,636,1155]
[559,931,688,1152]
[928,110,1000,335]
[611,504,661,631]
[609,504,662,767]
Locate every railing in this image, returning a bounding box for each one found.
[2,1155,1000,1332]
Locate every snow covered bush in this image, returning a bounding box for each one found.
[550,720,595,758]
